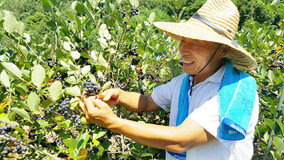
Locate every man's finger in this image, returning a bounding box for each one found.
[79,101,86,115]
[92,99,110,109]
[103,93,112,101]
[84,98,96,113]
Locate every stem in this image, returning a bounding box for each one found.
[7,34,26,60]
[0,134,61,160]
[7,89,12,118]
[263,84,284,160]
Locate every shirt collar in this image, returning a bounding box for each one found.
[190,65,226,84]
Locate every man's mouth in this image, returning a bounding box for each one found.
[182,59,194,64]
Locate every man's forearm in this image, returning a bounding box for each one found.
[107,116,188,152]
[117,89,148,113]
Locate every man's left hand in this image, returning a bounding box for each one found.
[79,96,118,128]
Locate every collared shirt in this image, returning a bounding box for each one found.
[151,65,259,160]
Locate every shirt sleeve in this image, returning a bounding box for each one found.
[151,74,184,112]
[189,93,260,149]
[189,95,233,148]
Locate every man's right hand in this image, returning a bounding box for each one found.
[100,88,121,107]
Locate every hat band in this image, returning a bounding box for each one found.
[192,12,239,48]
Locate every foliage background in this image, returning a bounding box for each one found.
[0,0,283,159]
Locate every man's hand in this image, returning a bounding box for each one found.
[100,88,121,107]
[79,96,118,128]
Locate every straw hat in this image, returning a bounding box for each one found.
[154,0,257,70]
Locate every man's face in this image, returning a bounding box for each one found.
[179,38,223,76]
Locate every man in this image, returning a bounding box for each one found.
[79,0,259,159]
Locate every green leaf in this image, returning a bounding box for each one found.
[264,118,276,130]
[98,54,108,68]
[65,76,78,85]
[0,113,9,123]
[173,0,185,10]
[65,11,74,20]
[32,65,45,88]
[149,12,155,24]
[27,92,40,112]
[273,136,284,151]
[15,21,25,35]
[10,108,31,122]
[129,0,139,8]
[3,12,17,33]
[75,2,85,14]
[1,62,22,79]
[76,132,90,151]
[49,81,62,100]
[40,0,52,11]
[70,97,80,110]
[36,119,50,128]
[117,0,123,4]
[276,118,284,133]
[41,99,53,109]
[0,70,10,88]
[58,120,72,128]
[81,65,90,75]
[94,129,108,139]
[63,41,71,51]
[63,138,78,150]
[65,86,81,97]
[101,81,112,91]
[49,0,57,6]
[19,45,29,58]
[268,70,276,82]
[71,51,80,60]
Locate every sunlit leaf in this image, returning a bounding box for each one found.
[49,81,62,100]
[11,108,31,122]
[1,62,22,79]
[149,12,155,24]
[129,0,139,8]
[32,65,45,88]
[27,92,40,112]
[65,86,81,97]
[0,70,10,88]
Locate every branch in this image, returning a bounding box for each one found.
[0,134,61,160]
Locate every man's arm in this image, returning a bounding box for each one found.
[102,88,161,113]
[84,99,216,153]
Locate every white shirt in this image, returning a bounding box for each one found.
[151,66,259,160]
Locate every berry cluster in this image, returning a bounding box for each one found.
[58,152,69,158]
[0,124,14,135]
[121,47,139,60]
[131,58,140,65]
[75,57,90,65]
[28,132,37,140]
[45,105,56,114]
[131,7,139,16]
[54,72,67,81]
[113,81,126,89]
[70,115,82,128]
[1,145,28,156]
[88,147,100,154]
[83,80,101,96]
[121,9,126,18]
[58,98,70,116]
[138,73,154,80]
[44,58,59,67]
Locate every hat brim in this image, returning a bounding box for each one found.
[154,19,257,70]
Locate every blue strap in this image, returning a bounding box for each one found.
[167,74,190,159]
[218,60,256,140]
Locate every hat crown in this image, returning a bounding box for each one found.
[189,0,239,40]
